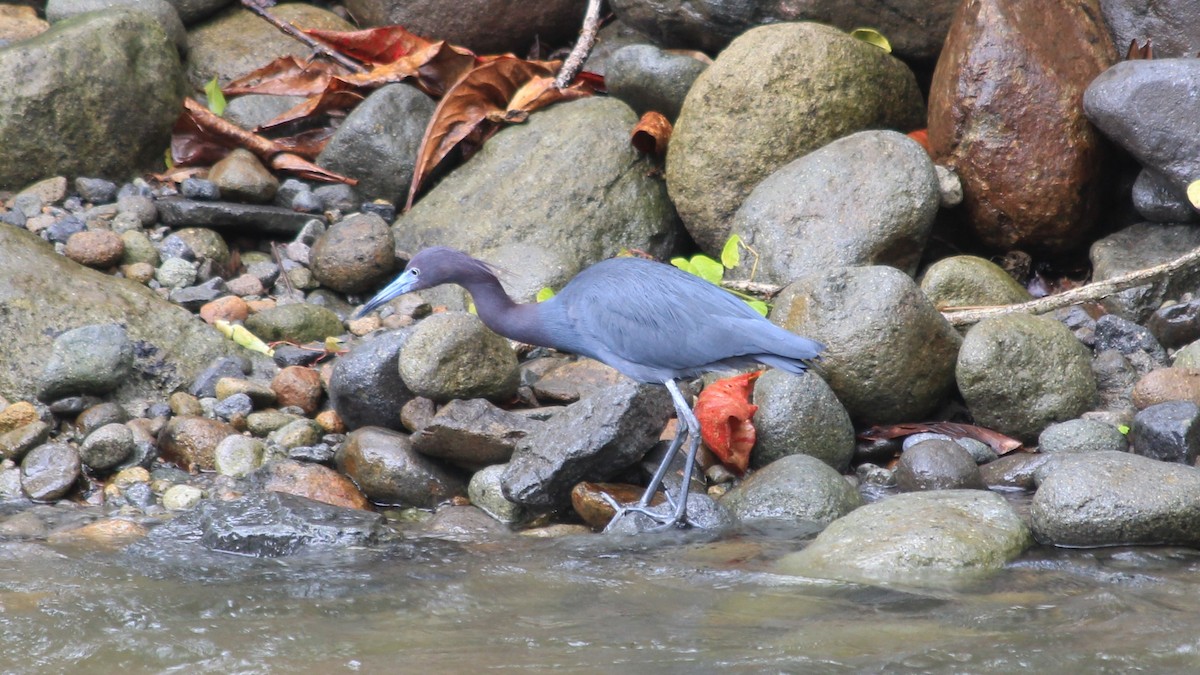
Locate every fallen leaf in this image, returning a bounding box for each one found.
[631,111,671,157]
[224,55,347,98]
[858,421,1025,455]
[695,371,762,474]
[850,27,892,53]
[908,128,932,154]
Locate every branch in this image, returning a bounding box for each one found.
[721,279,783,297]
[554,0,603,89]
[941,244,1200,327]
[241,0,366,73]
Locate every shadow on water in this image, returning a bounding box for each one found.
[3,521,1200,672]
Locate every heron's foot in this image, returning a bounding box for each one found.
[600,492,689,533]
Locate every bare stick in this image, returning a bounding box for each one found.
[721,279,783,298]
[240,0,366,73]
[554,0,603,89]
[942,244,1200,327]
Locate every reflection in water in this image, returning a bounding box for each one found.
[2,527,1200,672]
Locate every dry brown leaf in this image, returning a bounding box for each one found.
[631,111,672,157]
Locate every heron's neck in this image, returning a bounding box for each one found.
[461,275,549,347]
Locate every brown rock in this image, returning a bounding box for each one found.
[314,409,345,434]
[309,213,395,293]
[48,518,147,547]
[570,481,665,529]
[0,401,39,433]
[158,415,237,472]
[532,359,626,402]
[271,366,323,415]
[251,459,371,510]
[1132,368,1200,410]
[199,296,250,324]
[64,230,124,268]
[928,0,1117,251]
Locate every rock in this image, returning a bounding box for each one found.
[36,323,134,401]
[1091,225,1200,322]
[0,402,41,433]
[0,10,184,190]
[45,0,187,53]
[919,255,1032,309]
[1093,349,1139,417]
[316,84,435,204]
[530,358,626,403]
[411,398,541,468]
[501,381,673,507]
[398,312,519,402]
[667,22,924,254]
[421,504,509,539]
[1100,0,1200,58]
[213,434,265,477]
[243,303,343,343]
[223,93,307,130]
[1038,418,1129,454]
[336,426,465,507]
[309,213,396,293]
[343,0,584,55]
[979,452,1052,491]
[74,177,115,204]
[1148,299,1200,350]
[270,366,322,415]
[1031,451,1200,546]
[777,490,1031,586]
[79,422,135,471]
[161,227,231,274]
[605,44,707,121]
[157,415,237,472]
[266,419,324,451]
[198,296,249,324]
[20,442,81,501]
[169,278,228,311]
[0,421,50,462]
[74,401,128,435]
[207,148,278,203]
[63,230,124,268]
[1130,401,1200,464]
[161,483,203,511]
[1131,368,1200,410]
[329,329,415,431]
[156,198,322,236]
[184,3,351,87]
[250,459,372,511]
[467,464,526,525]
[1094,314,1168,367]
[154,257,198,289]
[608,0,958,61]
[393,97,679,277]
[719,454,862,527]
[179,176,221,201]
[928,0,1116,251]
[729,131,938,285]
[894,439,986,491]
[957,314,1097,443]
[772,265,961,424]
[214,377,276,408]
[750,370,855,471]
[1176,340,1200,369]
[1132,168,1195,223]
[188,355,250,398]
[130,491,386,557]
[1085,58,1200,204]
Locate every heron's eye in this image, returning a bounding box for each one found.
[411,268,420,277]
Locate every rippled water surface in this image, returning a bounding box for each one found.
[4,519,1200,674]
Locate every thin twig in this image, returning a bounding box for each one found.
[241,0,367,73]
[942,244,1200,327]
[721,279,783,298]
[554,0,603,89]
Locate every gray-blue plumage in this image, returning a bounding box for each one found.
[355,246,824,530]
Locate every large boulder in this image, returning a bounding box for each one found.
[0,10,185,189]
[666,22,924,254]
[928,0,1117,251]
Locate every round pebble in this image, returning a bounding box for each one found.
[161,484,204,511]
[64,230,124,268]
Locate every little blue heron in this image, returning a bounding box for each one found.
[355,247,824,529]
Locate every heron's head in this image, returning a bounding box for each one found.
[353,247,496,318]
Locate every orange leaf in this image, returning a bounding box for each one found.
[304,25,434,65]
[339,39,481,98]
[224,56,346,97]
[631,111,672,157]
[908,128,932,155]
[695,371,762,474]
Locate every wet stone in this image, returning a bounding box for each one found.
[719,454,862,527]
[270,366,323,415]
[288,444,335,463]
[131,490,386,557]
[180,177,220,201]
[169,277,228,311]
[1130,401,1200,464]
[1038,419,1129,454]
[155,257,198,289]
[244,303,344,343]
[329,329,416,431]
[64,229,124,268]
[336,426,465,507]
[895,439,987,492]
[245,410,302,437]
[79,423,135,471]
[398,312,520,403]
[249,459,371,511]
[468,464,526,525]
[267,419,324,450]
[44,215,85,244]
[400,397,435,433]
[1094,314,1169,367]
[162,484,204,511]
[309,212,396,294]
[411,398,541,468]
[0,422,50,462]
[188,355,250,399]
[37,323,134,401]
[75,177,117,203]
[20,443,81,502]
[751,369,856,472]
[74,401,128,436]
[530,359,626,403]
[208,148,279,204]
[212,392,253,422]
[158,415,237,472]
[421,505,509,540]
[1148,299,1200,349]
[214,377,277,407]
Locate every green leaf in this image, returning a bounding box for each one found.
[204,77,227,116]
[1188,180,1200,209]
[747,299,769,317]
[536,286,556,302]
[164,148,174,169]
[691,255,724,284]
[1118,424,1130,435]
[720,234,741,269]
[850,28,892,53]
[670,256,694,274]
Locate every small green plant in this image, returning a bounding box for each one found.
[535,286,556,302]
[850,27,892,53]
[204,77,227,116]
[671,234,768,316]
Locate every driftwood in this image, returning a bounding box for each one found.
[554,0,603,89]
[720,245,1200,328]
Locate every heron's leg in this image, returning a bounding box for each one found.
[636,411,688,507]
[661,379,701,528]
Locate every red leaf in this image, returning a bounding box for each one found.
[304,25,434,65]
[695,371,762,474]
[858,421,1025,455]
[908,128,932,155]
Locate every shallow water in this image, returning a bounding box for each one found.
[3,517,1200,675]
